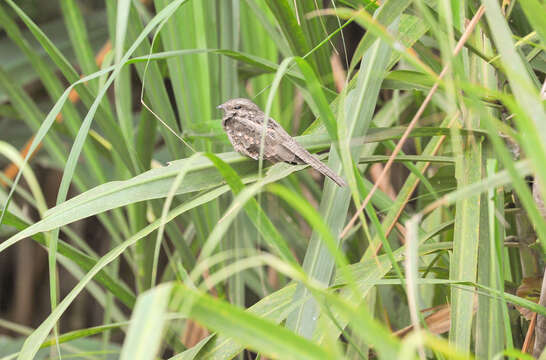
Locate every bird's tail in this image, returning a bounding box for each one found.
[293,147,347,187]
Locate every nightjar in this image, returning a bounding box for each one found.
[217,98,347,187]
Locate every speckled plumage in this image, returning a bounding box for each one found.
[217,98,347,187]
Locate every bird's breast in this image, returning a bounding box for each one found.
[225,126,258,147]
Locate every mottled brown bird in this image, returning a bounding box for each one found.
[217,98,347,187]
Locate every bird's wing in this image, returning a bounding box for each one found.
[269,119,347,187]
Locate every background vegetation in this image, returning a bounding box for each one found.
[0,0,545,359]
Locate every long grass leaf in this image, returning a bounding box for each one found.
[15,184,226,359]
[286,15,393,337]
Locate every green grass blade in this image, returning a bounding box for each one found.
[518,0,546,51]
[14,184,227,359]
[4,0,136,173]
[483,0,546,206]
[263,0,310,59]
[120,284,172,360]
[286,21,393,337]
[59,0,100,79]
[349,0,412,71]
[203,153,296,264]
[2,210,135,307]
[449,115,483,352]
[169,283,337,360]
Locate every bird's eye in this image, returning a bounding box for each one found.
[234,105,241,110]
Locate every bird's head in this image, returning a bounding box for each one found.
[217,98,260,118]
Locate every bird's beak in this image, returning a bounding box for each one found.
[216,104,224,110]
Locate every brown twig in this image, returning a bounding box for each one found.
[339,5,486,239]
[371,114,457,257]
[522,312,537,355]
[330,53,346,93]
[533,270,546,357]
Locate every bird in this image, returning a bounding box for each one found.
[217,98,347,187]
